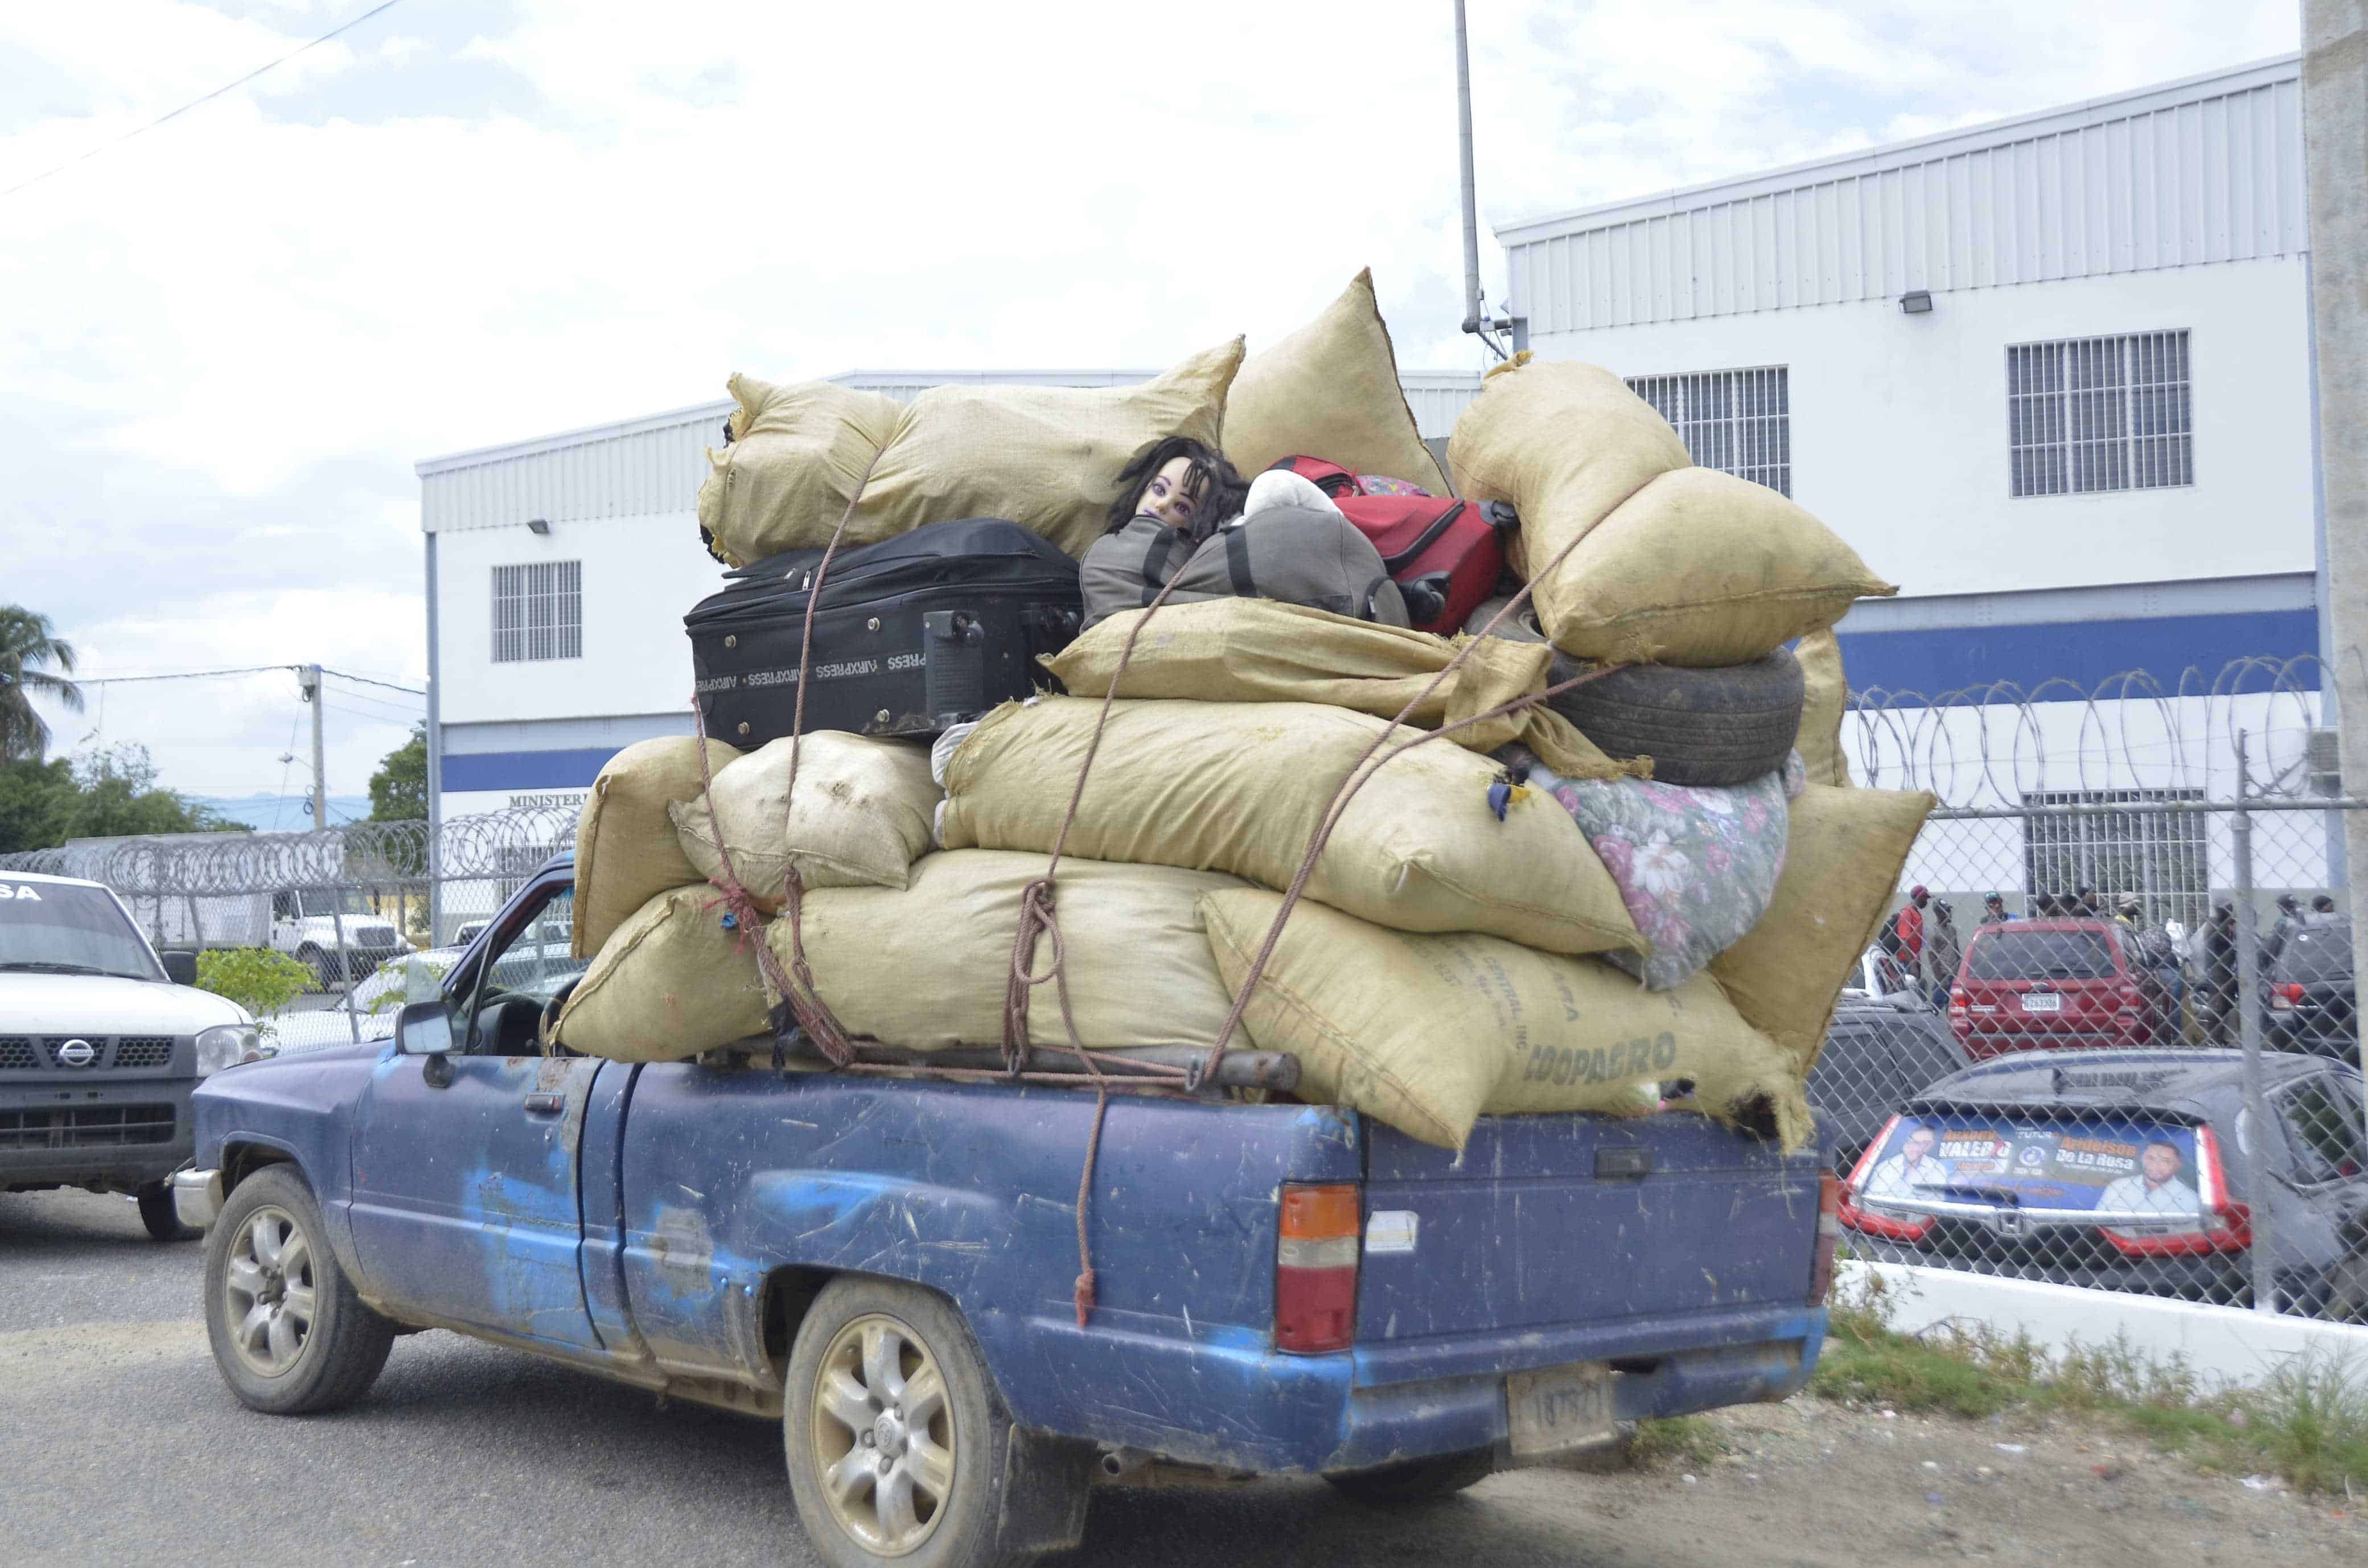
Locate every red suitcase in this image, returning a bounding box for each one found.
[1264,456,1516,635]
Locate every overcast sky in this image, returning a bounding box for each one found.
[1,0,2302,802]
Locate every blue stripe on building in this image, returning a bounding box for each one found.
[435,610,2325,795]
[441,747,620,792]
[1835,608,2320,698]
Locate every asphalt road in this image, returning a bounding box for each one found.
[0,1190,1673,1568]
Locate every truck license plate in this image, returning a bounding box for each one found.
[2022,994,2062,1014]
[1506,1363,1617,1458]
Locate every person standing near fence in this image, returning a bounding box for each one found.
[1981,893,2014,924]
[1880,886,1929,968]
[2203,903,2238,1044]
[1925,899,1963,1010]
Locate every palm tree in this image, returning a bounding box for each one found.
[0,607,85,762]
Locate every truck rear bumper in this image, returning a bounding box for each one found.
[0,1080,194,1191]
[981,1303,1827,1476]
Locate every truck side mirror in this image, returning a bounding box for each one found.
[160,950,199,987]
[396,1000,457,1056]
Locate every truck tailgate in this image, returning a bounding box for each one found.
[1357,1113,1821,1356]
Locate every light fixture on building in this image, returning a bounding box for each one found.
[1898,290,1934,315]
[526,517,552,535]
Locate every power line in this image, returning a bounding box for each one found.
[63,665,295,687]
[320,668,426,698]
[2,0,410,203]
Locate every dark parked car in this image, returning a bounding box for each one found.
[2267,915,2359,1065]
[1810,955,1972,1168]
[1949,919,2177,1057]
[1839,1048,2368,1321]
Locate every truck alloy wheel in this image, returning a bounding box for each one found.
[220,1202,318,1377]
[810,1312,957,1554]
[784,1277,1061,1568]
[202,1166,394,1415]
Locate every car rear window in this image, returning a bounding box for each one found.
[1857,1113,2204,1217]
[1964,928,2116,981]
[2275,925,2353,985]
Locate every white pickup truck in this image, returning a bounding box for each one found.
[0,871,259,1239]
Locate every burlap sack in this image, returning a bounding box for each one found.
[668,734,939,913]
[1446,355,1691,579]
[573,736,742,961]
[694,376,906,566]
[939,697,1642,956]
[697,341,1244,566]
[1541,468,1896,666]
[1794,629,1852,787]
[1223,269,1450,493]
[1709,784,1935,1076]
[767,850,1244,1052]
[1201,890,1811,1152]
[552,886,769,1063]
[1043,598,1644,782]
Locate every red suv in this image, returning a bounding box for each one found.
[1949,919,2178,1058]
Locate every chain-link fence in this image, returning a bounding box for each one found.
[0,805,577,1051]
[1820,657,2368,1324]
[7,656,2364,1323]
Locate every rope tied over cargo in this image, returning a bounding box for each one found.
[1001,568,1197,1327]
[684,452,891,1069]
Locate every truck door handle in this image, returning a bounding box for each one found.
[523,1093,565,1116]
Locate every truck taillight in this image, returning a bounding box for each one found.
[1836,1117,1935,1242]
[1810,1172,1842,1306]
[2101,1125,2251,1257]
[2271,983,2304,1012]
[1276,1183,1359,1353]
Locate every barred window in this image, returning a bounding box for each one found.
[2021,788,2208,931]
[2008,331,2191,498]
[491,562,582,663]
[1625,367,1789,496]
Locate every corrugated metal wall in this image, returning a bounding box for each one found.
[1504,65,2305,335]
[420,369,1482,533]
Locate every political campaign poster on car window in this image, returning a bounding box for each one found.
[1857,1117,2202,1219]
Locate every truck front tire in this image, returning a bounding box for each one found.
[783,1277,1086,1568]
[203,1166,395,1414]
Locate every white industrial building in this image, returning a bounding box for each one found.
[417,52,2332,917]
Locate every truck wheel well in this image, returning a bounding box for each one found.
[223,1143,298,1193]
[762,1266,833,1369]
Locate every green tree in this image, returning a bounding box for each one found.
[0,606,84,762]
[0,743,246,854]
[369,723,427,822]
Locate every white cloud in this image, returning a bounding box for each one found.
[0,0,2303,799]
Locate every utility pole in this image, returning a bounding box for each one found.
[2303,1,2368,1065]
[297,665,358,1042]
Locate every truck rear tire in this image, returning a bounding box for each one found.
[134,1180,193,1242]
[783,1277,1084,1568]
[1324,1447,1498,1505]
[203,1166,395,1414]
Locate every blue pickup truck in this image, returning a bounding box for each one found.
[179,854,1836,1568]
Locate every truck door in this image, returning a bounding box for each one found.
[348,876,609,1354]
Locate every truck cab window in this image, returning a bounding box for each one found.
[462,886,590,1055]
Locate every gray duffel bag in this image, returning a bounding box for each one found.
[1080,505,1408,632]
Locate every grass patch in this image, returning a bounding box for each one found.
[1811,1267,2368,1496]
[1628,1415,1722,1469]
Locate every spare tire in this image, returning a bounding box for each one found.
[1544,646,1805,787]
[1467,596,1807,785]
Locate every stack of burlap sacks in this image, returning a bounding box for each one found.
[552,274,1935,1154]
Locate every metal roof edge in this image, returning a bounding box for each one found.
[1495,51,2303,244]
[415,396,734,478]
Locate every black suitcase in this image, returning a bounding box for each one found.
[686,517,1083,743]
